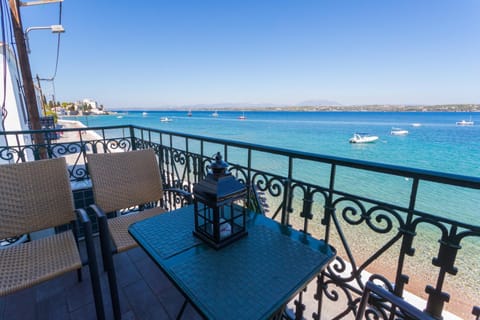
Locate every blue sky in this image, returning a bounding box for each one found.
[20,0,480,109]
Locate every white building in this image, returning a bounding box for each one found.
[78,98,106,114]
[0,43,35,161]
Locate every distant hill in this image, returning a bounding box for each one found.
[183,102,280,109]
[296,99,341,107]
[169,99,342,110]
[111,102,480,112]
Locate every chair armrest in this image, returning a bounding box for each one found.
[76,207,91,225]
[75,208,97,265]
[164,188,193,205]
[89,203,107,219]
[89,204,114,257]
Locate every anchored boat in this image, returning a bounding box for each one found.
[349,133,379,143]
[390,128,409,136]
[456,118,474,126]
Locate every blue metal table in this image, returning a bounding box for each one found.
[129,206,336,320]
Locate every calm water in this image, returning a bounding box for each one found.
[69,111,480,224]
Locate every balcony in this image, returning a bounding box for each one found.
[1,125,479,320]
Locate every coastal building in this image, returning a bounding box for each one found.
[69,98,107,115]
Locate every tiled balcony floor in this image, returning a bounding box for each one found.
[0,237,203,320]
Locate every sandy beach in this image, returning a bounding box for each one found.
[57,118,126,155]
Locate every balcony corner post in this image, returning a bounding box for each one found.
[281,177,292,225]
[129,125,136,150]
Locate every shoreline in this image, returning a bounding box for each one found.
[57,119,103,140]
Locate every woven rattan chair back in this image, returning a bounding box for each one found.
[87,149,164,213]
[0,157,75,238]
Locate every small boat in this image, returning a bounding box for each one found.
[187,110,192,117]
[411,123,422,127]
[116,115,123,119]
[390,128,409,136]
[142,112,148,117]
[212,111,219,117]
[239,112,246,120]
[160,117,173,122]
[349,133,379,144]
[456,118,474,126]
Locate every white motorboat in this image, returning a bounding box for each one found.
[212,111,219,117]
[160,117,173,122]
[390,128,409,136]
[349,133,379,143]
[456,118,474,126]
[142,112,148,117]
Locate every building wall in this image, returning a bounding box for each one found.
[0,44,34,161]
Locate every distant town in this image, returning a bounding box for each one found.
[49,99,480,117]
[255,104,480,112]
[50,99,108,117]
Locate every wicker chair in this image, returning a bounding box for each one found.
[0,157,105,320]
[87,149,191,320]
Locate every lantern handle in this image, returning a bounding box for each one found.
[211,152,228,166]
[209,152,230,177]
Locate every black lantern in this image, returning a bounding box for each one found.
[193,152,248,249]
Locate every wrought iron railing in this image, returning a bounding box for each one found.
[1,125,479,320]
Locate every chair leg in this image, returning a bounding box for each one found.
[98,215,121,320]
[98,216,111,273]
[72,220,84,283]
[105,252,121,320]
[77,269,83,282]
[82,212,106,320]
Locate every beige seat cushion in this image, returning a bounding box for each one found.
[0,231,82,296]
[108,207,167,253]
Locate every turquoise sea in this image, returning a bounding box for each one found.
[68,110,479,317]
[68,110,480,224]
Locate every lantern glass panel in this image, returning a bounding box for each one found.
[192,152,248,249]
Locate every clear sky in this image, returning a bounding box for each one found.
[19,0,480,109]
